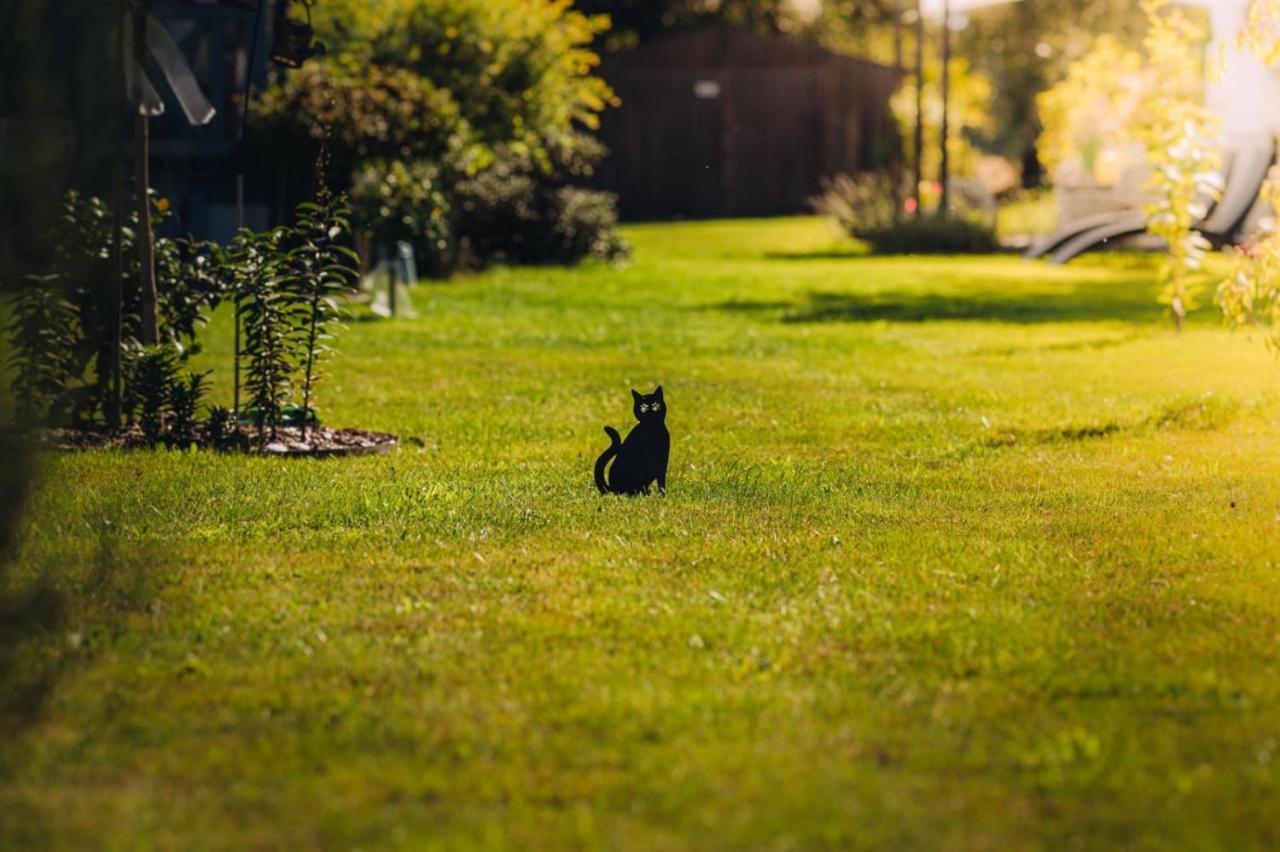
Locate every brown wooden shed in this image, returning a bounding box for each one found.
[593,28,903,220]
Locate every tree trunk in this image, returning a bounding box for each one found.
[913,1,924,216]
[108,2,127,429]
[133,2,160,345]
[892,2,904,222]
[939,0,951,218]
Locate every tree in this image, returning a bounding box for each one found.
[1134,0,1221,331]
[293,0,614,165]
[1217,0,1280,347]
[957,0,1151,184]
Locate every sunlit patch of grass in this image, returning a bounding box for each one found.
[4,217,1280,848]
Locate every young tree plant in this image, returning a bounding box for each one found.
[236,228,300,446]
[1217,1,1280,350]
[1136,0,1223,330]
[285,193,358,442]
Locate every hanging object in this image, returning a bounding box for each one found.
[269,0,326,68]
[123,13,217,125]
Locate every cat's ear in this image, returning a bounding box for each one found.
[631,388,642,402]
[653,385,664,400]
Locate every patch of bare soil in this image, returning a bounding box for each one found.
[39,424,397,457]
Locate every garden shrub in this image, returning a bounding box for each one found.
[2,276,79,425]
[311,0,614,159]
[548,186,629,265]
[350,159,453,276]
[5,192,225,426]
[453,136,628,268]
[123,343,181,446]
[252,61,475,198]
[858,215,1000,255]
[4,184,361,448]
[810,173,901,239]
[256,0,624,277]
[812,173,997,255]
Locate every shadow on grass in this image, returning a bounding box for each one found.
[762,249,869,262]
[0,535,160,735]
[715,281,1172,325]
[985,395,1240,449]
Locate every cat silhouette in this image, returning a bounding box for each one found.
[594,386,669,495]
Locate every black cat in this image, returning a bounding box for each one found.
[594,386,669,495]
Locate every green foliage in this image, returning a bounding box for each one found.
[1217,0,1280,354]
[957,0,1152,168]
[252,60,475,192]
[266,0,615,172]
[123,343,181,446]
[549,186,629,265]
[859,215,1000,255]
[235,228,298,444]
[1239,0,1280,65]
[813,174,995,254]
[3,275,79,425]
[1035,35,1147,180]
[350,159,452,272]
[257,0,626,277]
[315,0,613,153]
[452,135,628,267]
[890,55,993,203]
[167,371,209,449]
[231,195,359,444]
[810,173,903,239]
[203,405,242,452]
[43,191,225,423]
[1135,0,1222,329]
[284,193,358,441]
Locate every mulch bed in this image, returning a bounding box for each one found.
[40,424,398,457]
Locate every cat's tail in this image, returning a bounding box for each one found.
[594,426,621,494]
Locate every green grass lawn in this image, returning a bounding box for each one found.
[5,217,1280,849]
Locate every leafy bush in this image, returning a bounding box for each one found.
[810,173,901,239]
[351,159,453,275]
[549,187,629,265]
[252,61,474,196]
[204,405,243,452]
[167,371,209,449]
[453,137,628,267]
[812,173,996,255]
[309,0,614,157]
[859,216,1000,255]
[256,0,625,277]
[124,343,180,446]
[3,276,79,425]
[1036,35,1148,183]
[1135,0,1221,330]
[46,192,224,423]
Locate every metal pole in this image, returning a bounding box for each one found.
[913,0,924,216]
[940,0,951,218]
